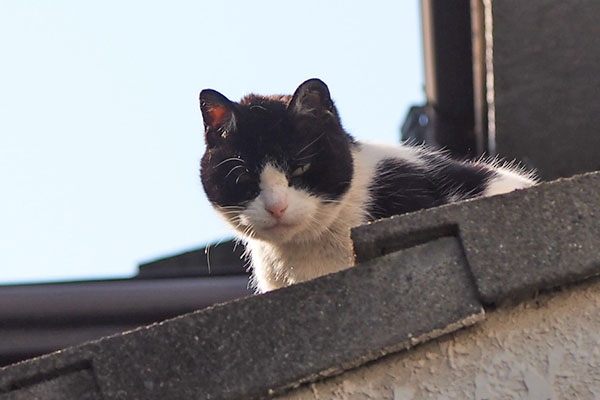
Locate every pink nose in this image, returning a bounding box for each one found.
[266,202,288,219]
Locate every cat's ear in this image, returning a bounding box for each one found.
[288,78,335,116]
[199,89,237,142]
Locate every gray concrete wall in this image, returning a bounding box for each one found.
[280,277,600,400]
[490,0,600,180]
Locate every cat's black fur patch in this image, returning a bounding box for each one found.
[367,154,494,221]
[200,79,355,207]
[367,158,445,220]
[424,153,495,200]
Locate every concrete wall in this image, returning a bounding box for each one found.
[490,0,600,180]
[280,277,600,399]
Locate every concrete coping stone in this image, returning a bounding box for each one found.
[353,171,600,304]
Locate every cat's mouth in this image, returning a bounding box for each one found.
[259,219,306,238]
[263,221,297,231]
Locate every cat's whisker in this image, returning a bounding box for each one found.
[320,199,342,204]
[249,105,267,111]
[229,214,243,224]
[295,132,325,157]
[235,171,250,185]
[220,212,243,218]
[217,208,245,216]
[236,220,255,238]
[219,205,245,211]
[294,151,321,162]
[225,165,247,178]
[243,226,255,239]
[219,205,244,210]
[215,157,246,168]
[220,207,244,212]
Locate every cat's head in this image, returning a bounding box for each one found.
[199,79,354,244]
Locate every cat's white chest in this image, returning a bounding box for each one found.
[246,222,355,292]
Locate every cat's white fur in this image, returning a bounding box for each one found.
[217,141,536,293]
[483,167,534,196]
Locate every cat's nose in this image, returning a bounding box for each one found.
[266,202,288,219]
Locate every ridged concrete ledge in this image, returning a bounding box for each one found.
[1,171,599,400]
[353,171,600,304]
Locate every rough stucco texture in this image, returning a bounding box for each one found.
[279,277,600,400]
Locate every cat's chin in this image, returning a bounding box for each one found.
[252,222,303,243]
[217,210,306,244]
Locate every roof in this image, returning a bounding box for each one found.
[0,238,250,367]
[0,276,251,368]
[1,170,599,399]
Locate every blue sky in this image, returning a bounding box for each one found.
[0,1,424,284]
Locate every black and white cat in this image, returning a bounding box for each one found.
[199,79,536,293]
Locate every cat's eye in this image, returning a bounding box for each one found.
[291,163,311,177]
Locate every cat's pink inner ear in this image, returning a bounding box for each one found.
[205,105,229,129]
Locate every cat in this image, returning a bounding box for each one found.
[199,78,536,293]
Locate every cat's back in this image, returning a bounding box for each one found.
[351,141,443,220]
[352,141,534,221]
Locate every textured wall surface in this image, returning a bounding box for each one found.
[280,277,600,400]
